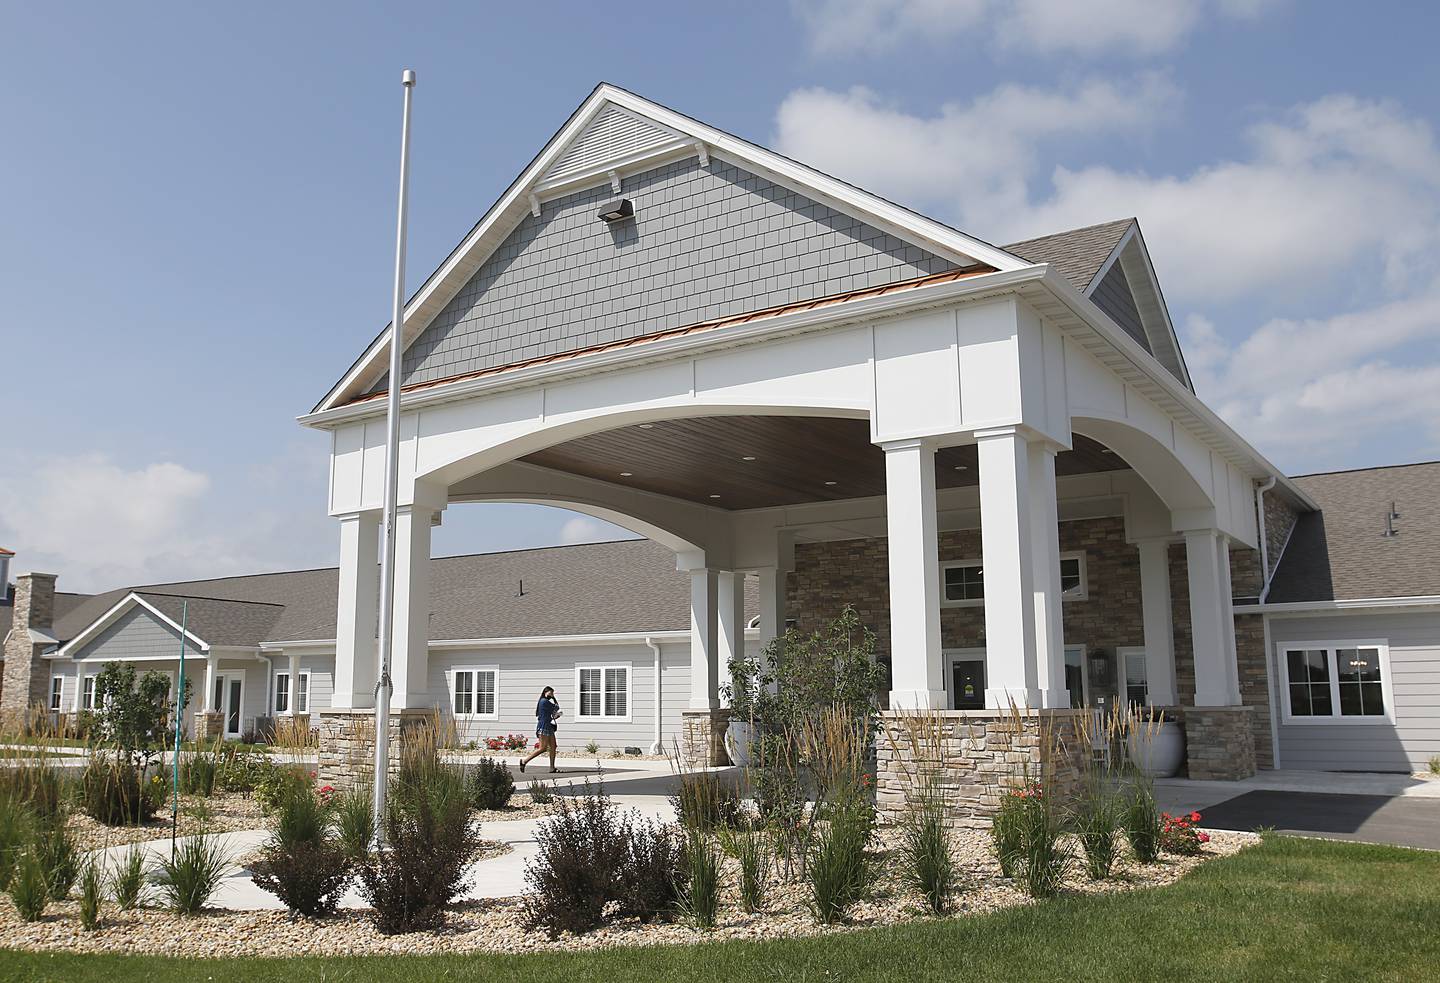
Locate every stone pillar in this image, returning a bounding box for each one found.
[1027,441,1068,708]
[716,571,746,704]
[687,565,720,710]
[977,428,1042,708]
[875,708,1086,828]
[882,439,945,709]
[1137,538,1178,706]
[193,710,225,742]
[316,708,436,790]
[333,510,379,710]
[1,572,58,717]
[1185,529,1237,707]
[389,504,437,709]
[1183,706,1256,780]
[680,708,730,769]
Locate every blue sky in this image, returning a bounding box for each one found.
[3,1,1439,592]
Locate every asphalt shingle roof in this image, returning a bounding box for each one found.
[1004,219,1135,293]
[1267,462,1440,603]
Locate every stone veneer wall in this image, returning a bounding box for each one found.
[1182,706,1256,780]
[316,709,435,790]
[875,709,1087,828]
[681,709,730,769]
[1,573,58,718]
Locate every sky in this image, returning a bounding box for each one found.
[3,0,1439,593]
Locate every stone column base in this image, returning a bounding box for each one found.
[1182,706,1256,780]
[316,708,437,790]
[876,709,1087,828]
[194,711,225,742]
[681,709,730,768]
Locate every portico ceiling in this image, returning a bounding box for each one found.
[520,416,1129,511]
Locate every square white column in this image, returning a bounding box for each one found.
[716,570,747,704]
[203,655,219,712]
[332,511,379,710]
[882,439,945,709]
[689,567,720,709]
[287,652,302,716]
[388,505,435,710]
[977,428,1042,708]
[1027,441,1068,708]
[1215,533,1242,705]
[1136,538,1178,705]
[1185,528,1237,707]
[755,566,787,651]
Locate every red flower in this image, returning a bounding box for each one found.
[1197,832,1211,843]
[1189,811,1202,823]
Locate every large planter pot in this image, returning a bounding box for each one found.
[1126,721,1185,778]
[724,719,755,768]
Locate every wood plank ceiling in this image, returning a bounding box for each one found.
[521,416,1130,511]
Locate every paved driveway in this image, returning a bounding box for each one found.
[1194,790,1440,851]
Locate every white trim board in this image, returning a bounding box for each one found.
[55,593,210,659]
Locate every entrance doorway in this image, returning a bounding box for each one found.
[945,650,986,709]
[212,674,244,738]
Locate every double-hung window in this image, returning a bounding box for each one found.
[451,667,498,719]
[274,673,290,714]
[1281,642,1391,722]
[80,674,104,711]
[577,665,630,720]
[49,676,63,712]
[273,670,311,714]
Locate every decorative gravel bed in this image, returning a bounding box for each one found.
[472,791,555,824]
[66,792,267,851]
[0,827,1258,957]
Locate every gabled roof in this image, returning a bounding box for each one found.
[1267,461,1440,604]
[312,83,1033,414]
[1005,219,1134,293]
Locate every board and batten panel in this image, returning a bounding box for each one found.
[1270,611,1440,772]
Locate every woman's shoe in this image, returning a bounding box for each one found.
[519,759,526,773]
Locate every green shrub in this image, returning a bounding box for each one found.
[1070,782,1124,880]
[584,740,600,755]
[8,849,48,921]
[524,785,630,936]
[722,829,770,914]
[990,793,1026,879]
[526,779,555,805]
[897,793,957,915]
[0,795,35,891]
[358,760,477,934]
[1429,754,1439,775]
[179,750,218,797]
[1011,789,1069,899]
[469,757,515,810]
[251,838,353,918]
[671,771,743,832]
[1125,781,1162,864]
[78,859,103,930]
[806,796,870,924]
[273,781,330,849]
[110,845,147,910]
[0,758,67,821]
[620,818,684,923]
[678,829,722,929]
[255,764,311,814]
[34,816,79,901]
[215,744,273,793]
[156,833,230,914]
[79,757,164,826]
[334,784,375,860]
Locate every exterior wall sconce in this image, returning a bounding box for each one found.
[598,198,634,223]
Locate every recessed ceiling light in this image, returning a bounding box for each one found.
[709,494,721,499]
[824,481,838,486]
[619,472,633,477]
[1100,449,1116,454]
[741,455,756,462]
[953,465,968,471]
[638,423,655,430]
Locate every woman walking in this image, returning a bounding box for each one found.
[520,685,561,774]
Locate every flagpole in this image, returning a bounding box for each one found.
[171,600,188,854]
[373,68,417,839]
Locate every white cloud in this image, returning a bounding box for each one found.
[557,514,622,545]
[791,0,1282,56]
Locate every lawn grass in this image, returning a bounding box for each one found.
[0,836,1435,982]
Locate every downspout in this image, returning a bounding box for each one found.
[1255,476,1278,603]
[646,636,663,755]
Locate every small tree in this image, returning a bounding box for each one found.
[93,663,191,767]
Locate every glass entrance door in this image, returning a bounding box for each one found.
[950,659,986,709]
[226,678,242,737]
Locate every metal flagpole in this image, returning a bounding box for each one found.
[171,600,188,853]
[373,68,417,840]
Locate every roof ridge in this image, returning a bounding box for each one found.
[131,590,287,608]
[1290,459,1440,479]
[1003,217,1135,248]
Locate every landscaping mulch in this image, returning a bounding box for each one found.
[0,826,1256,958]
[66,791,267,851]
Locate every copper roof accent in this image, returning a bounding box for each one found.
[347,265,997,406]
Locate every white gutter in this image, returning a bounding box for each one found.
[645,636,663,755]
[1255,475,1278,603]
[1236,595,1440,615]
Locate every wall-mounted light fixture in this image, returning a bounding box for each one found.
[597,198,634,223]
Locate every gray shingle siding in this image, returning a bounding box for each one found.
[70,606,204,662]
[1090,262,1150,352]
[385,157,957,390]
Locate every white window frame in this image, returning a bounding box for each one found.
[273,669,312,715]
[449,665,499,720]
[1277,639,1395,725]
[940,559,985,608]
[575,663,632,721]
[941,552,1087,608]
[49,675,64,712]
[1059,551,1088,601]
[1118,645,1148,708]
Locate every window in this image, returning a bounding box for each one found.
[49,676,63,712]
[80,675,103,711]
[1121,648,1148,708]
[1281,642,1390,722]
[577,664,630,719]
[941,561,985,606]
[450,667,497,719]
[1060,553,1088,600]
[274,670,311,714]
[942,553,1087,607]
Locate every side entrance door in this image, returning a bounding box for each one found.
[945,650,987,709]
[212,674,244,738]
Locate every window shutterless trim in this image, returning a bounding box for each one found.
[574,662,632,721]
[941,551,1087,607]
[1276,639,1394,725]
[448,665,500,720]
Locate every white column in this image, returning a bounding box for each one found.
[287,652,301,716]
[689,567,720,709]
[882,439,945,709]
[756,566,786,649]
[716,570,747,705]
[1185,528,1237,707]
[977,428,1042,708]
[203,655,219,712]
[1027,441,1067,708]
[389,504,435,709]
[1136,538,1178,706]
[332,510,379,710]
[1215,534,1242,705]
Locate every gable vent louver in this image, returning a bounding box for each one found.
[541,106,687,187]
